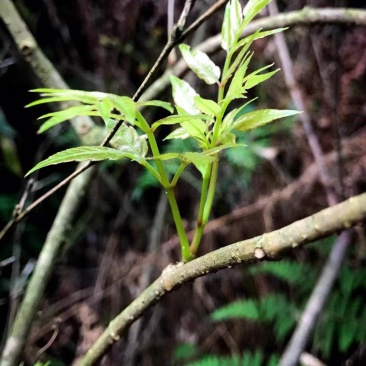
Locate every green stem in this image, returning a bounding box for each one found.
[166,187,192,262]
[136,112,190,261]
[171,163,187,187]
[202,158,219,224]
[190,172,211,256]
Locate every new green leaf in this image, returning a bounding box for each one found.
[37,105,97,133]
[233,109,300,132]
[194,96,220,116]
[111,96,136,124]
[179,44,220,85]
[221,0,243,51]
[25,146,131,176]
[105,121,148,157]
[242,0,271,29]
[170,75,200,115]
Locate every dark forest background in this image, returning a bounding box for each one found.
[1,1,366,365]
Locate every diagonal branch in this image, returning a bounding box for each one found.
[78,192,366,365]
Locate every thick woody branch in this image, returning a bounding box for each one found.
[78,193,366,365]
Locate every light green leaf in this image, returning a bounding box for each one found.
[219,132,236,145]
[179,44,221,85]
[182,152,214,177]
[233,109,300,132]
[97,99,114,122]
[232,28,287,55]
[26,97,82,108]
[111,96,136,124]
[170,75,200,115]
[227,52,253,99]
[152,115,207,131]
[221,108,239,132]
[242,0,271,29]
[164,127,190,141]
[153,152,180,161]
[135,100,174,113]
[105,121,148,157]
[221,0,243,51]
[194,96,221,116]
[244,69,279,89]
[181,120,207,140]
[203,142,244,156]
[37,105,97,133]
[29,88,110,105]
[25,146,130,176]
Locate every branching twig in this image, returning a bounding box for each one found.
[77,192,366,365]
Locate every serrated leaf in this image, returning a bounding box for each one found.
[105,121,148,157]
[25,146,130,176]
[221,0,243,51]
[194,96,221,116]
[30,88,109,104]
[37,105,97,133]
[244,69,279,89]
[233,109,300,132]
[179,44,221,85]
[170,76,200,115]
[111,96,136,124]
[135,100,174,113]
[26,97,81,108]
